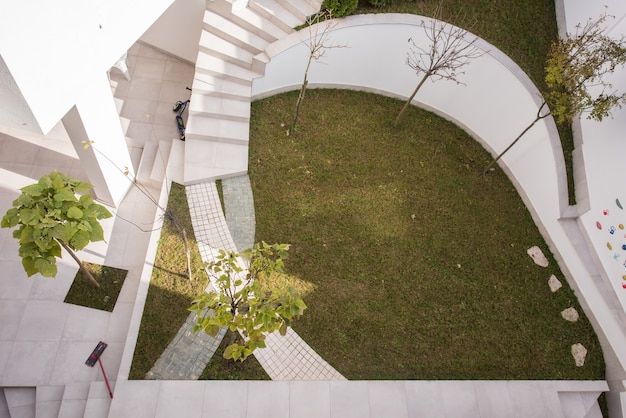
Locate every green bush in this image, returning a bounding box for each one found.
[368,0,393,7]
[322,0,358,17]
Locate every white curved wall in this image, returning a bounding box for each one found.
[251,13,626,390]
[252,13,567,235]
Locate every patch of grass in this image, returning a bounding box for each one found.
[129,182,268,380]
[248,89,604,380]
[200,330,270,380]
[64,263,127,312]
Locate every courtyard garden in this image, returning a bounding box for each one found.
[129,0,603,381]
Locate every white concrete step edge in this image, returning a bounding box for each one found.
[35,385,65,418]
[165,136,185,185]
[229,4,290,42]
[189,93,251,122]
[136,139,159,187]
[150,139,173,183]
[275,0,321,20]
[199,30,256,69]
[82,382,112,418]
[248,0,302,34]
[195,52,261,85]
[57,383,90,418]
[183,140,249,185]
[192,72,253,100]
[185,116,250,144]
[4,387,36,418]
[203,9,268,55]
[0,388,8,418]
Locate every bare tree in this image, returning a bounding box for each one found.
[484,13,626,174]
[289,11,346,135]
[394,7,483,126]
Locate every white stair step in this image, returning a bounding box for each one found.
[35,386,65,418]
[0,389,8,418]
[184,140,249,184]
[276,0,321,20]
[150,139,172,183]
[195,52,260,85]
[199,31,255,69]
[82,382,112,418]
[186,116,250,144]
[166,136,185,185]
[57,383,89,418]
[189,93,250,122]
[192,72,252,100]
[119,117,131,136]
[248,0,302,33]
[203,9,268,55]
[4,387,36,418]
[229,5,290,42]
[136,139,159,185]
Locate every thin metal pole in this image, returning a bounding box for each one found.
[98,358,113,399]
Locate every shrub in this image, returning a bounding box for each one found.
[368,0,393,7]
[322,0,358,17]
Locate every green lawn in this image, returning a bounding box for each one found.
[248,89,604,380]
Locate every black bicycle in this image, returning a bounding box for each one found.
[173,87,192,141]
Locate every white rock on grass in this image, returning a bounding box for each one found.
[548,275,562,292]
[571,343,587,367]
[561,307,579,322]
[527,246,549,267]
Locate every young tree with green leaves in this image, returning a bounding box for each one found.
[484,13,626,174]
[394,7,483,127]
[1,171,112,288]
[189,242,307,362]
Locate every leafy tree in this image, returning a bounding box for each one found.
[1,171,112,288]
[189,242,307,362]
[289,10,345,135]
[484,13,626,173]
[322,0,357,18]
[394,7,483,126]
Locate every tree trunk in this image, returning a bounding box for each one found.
[483,103,550,174]
[170,217,193,281]
[394,72,431,127]
[290,53,314,135]
[60,242,100,288]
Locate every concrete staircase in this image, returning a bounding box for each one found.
[183,0,322,185]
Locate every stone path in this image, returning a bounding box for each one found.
[147,175,345,380]
[146,311,226,380]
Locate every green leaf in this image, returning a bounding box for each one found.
[54,189,77,203]
[66,206,83,220]
[19,208,41,225]
[279,322,288,336]
[21,183,44,197]
[34,257,57,277]
[69,230,90,250]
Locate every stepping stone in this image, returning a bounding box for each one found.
[548,275,562,292]
[561,307,579,322]
[571,343,587,367]
[527,246,549,267]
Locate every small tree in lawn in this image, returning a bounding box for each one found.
[289,10,346,136]
[1,171,111,288]
[189,242,307,362]
[484,13,626,174]
[394,7,483,127]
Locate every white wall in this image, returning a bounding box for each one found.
[0,0,175,134]
[140,0,205,63]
